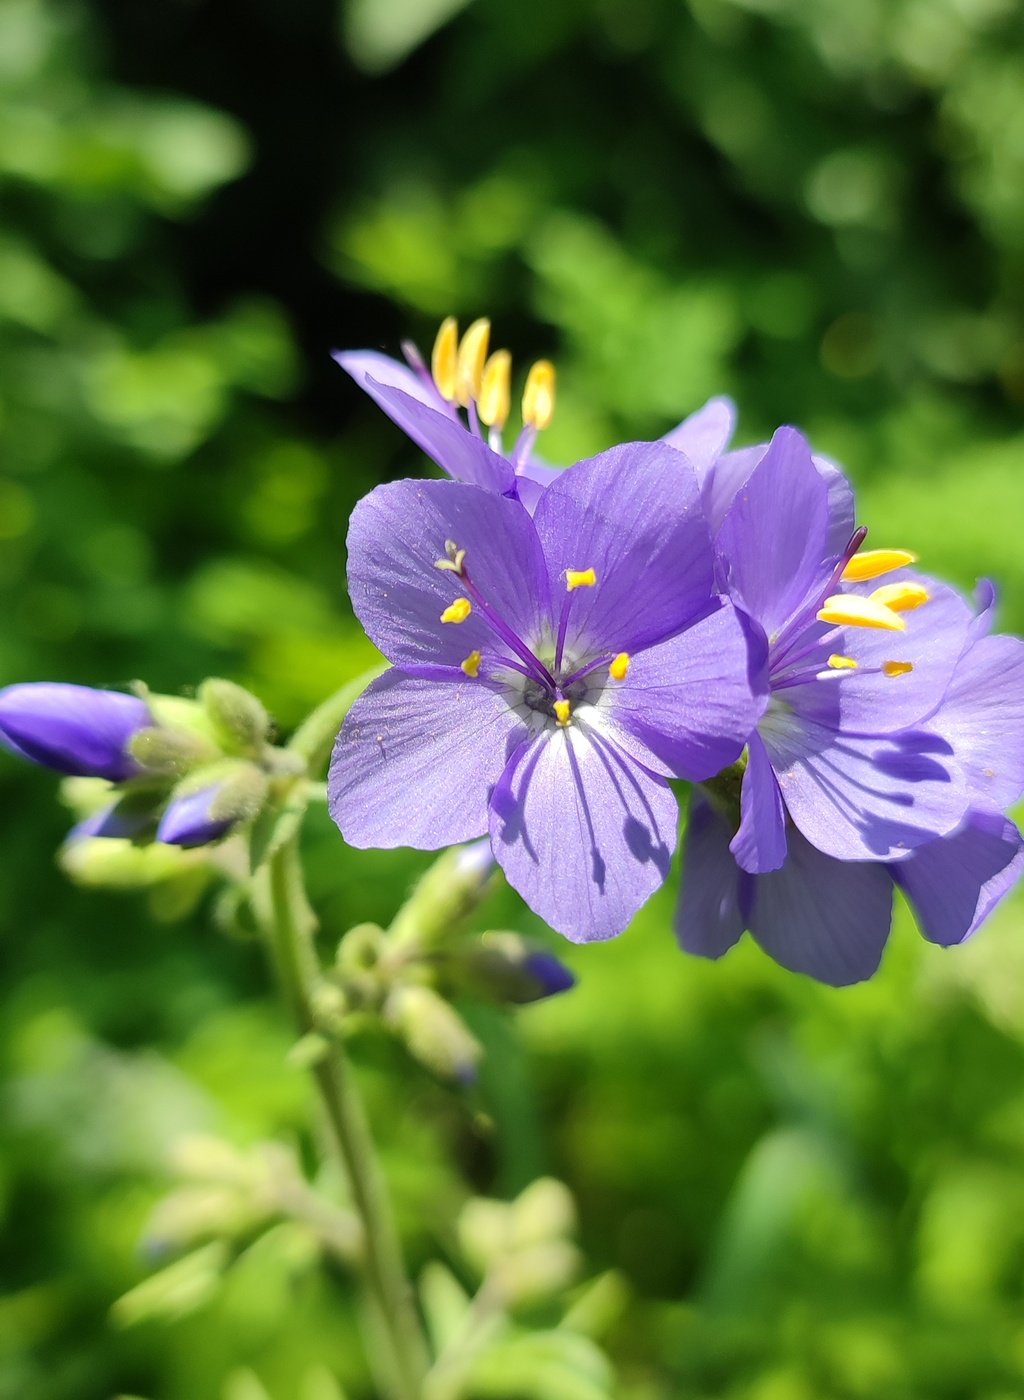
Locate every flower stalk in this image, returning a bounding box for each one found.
[258,830,430,1400]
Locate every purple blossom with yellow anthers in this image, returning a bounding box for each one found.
[709,424,974,871]
[336,317,751,514]
[328,442,766,942]
[0,682,150,781]
[335,316,557,508]
[677,599,1024,983]
[672,470,1024,985]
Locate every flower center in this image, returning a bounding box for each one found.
[433,542,630,728]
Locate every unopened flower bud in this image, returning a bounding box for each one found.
[510,1176,576,1247]
[111,1241,228,1328]
[157,762,269,848]
[458,1196,512,1274]
[199,678,271,755]
[143,1184,254,1256]
[463,932,575,1004]
[491,1238,581,1307]
[389,840,497,951]
[128,724,218,776]
[60,836,203,889]
[0,682,150,780]
[386,984,482,1083]
[68,795,156,842]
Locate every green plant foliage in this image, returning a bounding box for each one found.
[4,0,1024,1396]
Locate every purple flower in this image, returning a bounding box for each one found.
[329,442,766,942]
[663,396,857,555]
[676,792,1023,985]
[677,571,1024,984]
[0,682,149,781]
[337,318,742,515]
[712,425,974,871]
[157,786,233,848]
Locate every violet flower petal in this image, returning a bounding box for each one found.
[662,396,736,475]
[329,670,527,850]
[368,379,515,494]
[607,602,767,781]
[346,478,551,672]
[674,791,746,960]
[731,730,788,874]
[930,631,1024,810]
[750,824,893,986]
[763,711,969,861]
[334,349,451,416]
[892,809,1024,946]
[335,351,515,494]
[531,440,715,657]
[716,427,831,637]
[0,682,149,781]
[488,726,677,943]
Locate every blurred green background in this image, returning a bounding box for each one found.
[4,0,1024,1395]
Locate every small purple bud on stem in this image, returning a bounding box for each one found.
[0,683,150,781]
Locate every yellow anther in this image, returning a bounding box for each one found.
[609,652,631,681]
[817,594,905,632]
[440,597,472,624]
[827,654,858,670]
[566,568,597,591]
[455,318,490,407]
[431,317,458,401]
[522,359,556,430]
[883,660,914,678]
[554,699,572,727]
[478,350,512,429]
[841,548,918,582]
[869,581,930,613]
[460,650,482,678]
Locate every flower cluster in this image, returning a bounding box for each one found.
[329,317,1024,983]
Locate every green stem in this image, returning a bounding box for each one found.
[288,663,388,775]
[263,833,430,1399]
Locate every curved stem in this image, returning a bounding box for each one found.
[262,834,430,1399]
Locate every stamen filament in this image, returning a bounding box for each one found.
[460,568,555,687]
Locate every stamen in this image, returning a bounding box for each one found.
[478,350,511,430]
[431,317,458,401]
[817,595,905,631]
[455,318,490,407]
[460,650,482,678]
[566,568,597,591]
[827,654,858,670]
[870,581,929,613]
[440,598,472,624]
[609,652,630,681]
[841,548,918,582]
[522,360,556,430]
[434,539,467,575]
[883,660,914,677]
[554,699,572,727]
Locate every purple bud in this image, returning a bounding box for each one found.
[0,683,150,781]
[523,951,576,998]
[157,786,232,848]
[69,801,152,842]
